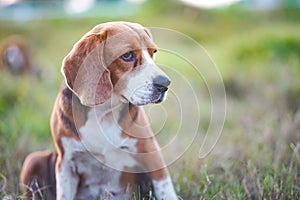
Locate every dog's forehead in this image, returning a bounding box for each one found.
[92,22,146,35]
[93,22,157,65]
[94,22,156,50]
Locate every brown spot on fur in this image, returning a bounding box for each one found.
[59,108,78,136]
[119,104,139,132]
[119,105,152,139]
[120,169,152,198]
[149,168,168,181]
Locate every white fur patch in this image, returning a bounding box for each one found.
[152,176,177,200]
[56,156,78,200]
[79,96,138,165]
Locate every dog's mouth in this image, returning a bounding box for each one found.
[151,90,167,104]
[121,90,168,106]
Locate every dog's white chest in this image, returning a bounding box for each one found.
[79,107,138,156]
[61,104,139,198]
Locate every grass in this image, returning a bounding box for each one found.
[1,1,300,199]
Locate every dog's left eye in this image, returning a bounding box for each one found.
[120,51,136,62]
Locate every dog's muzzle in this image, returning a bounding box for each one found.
[152,75,171,104]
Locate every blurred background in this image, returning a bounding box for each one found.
[0,0,299,199]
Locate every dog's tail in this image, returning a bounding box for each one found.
[20,151,57,200]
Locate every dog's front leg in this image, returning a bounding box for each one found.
[152,174,177,200]
[56,155,79,200]
[136,138,177,200]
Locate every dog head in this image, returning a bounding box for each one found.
[62,21,170,107]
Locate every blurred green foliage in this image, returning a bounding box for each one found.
[237,36,300,62]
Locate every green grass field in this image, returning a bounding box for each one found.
[0,1,299,199]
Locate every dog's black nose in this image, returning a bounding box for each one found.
[153,75,171,92]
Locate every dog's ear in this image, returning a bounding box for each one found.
[61,30,113,107]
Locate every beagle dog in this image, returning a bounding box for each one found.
[20,21,177,199]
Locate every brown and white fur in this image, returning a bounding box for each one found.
[20,21,177,199]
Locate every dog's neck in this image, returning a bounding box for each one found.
[91,93,130,121]
[61,84,143,138]
[89,93,149,139]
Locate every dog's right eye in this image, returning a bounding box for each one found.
[120,51,136,62]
